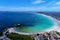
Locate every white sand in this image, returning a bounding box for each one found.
[8,13,60,35]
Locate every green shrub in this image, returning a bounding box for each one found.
[55,31,60,36]
[7,33,34,40]
[0,32,3,36]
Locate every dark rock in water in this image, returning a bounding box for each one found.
[15,24,21,27]
[15,24,34,27]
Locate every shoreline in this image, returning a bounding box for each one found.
[37,13,60,33]
[40,14,60,32]
[8,13,60,35]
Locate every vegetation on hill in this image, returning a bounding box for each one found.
[7,33,34,40]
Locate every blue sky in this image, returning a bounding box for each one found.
[0,0,60,12]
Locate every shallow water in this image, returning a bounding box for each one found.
[14,12,55,33]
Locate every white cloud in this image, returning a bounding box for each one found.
[32,0,45,4]
[55,2,60,5]
[52,1,60,6]
[0,6,48,11]
[0,6,60,12]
